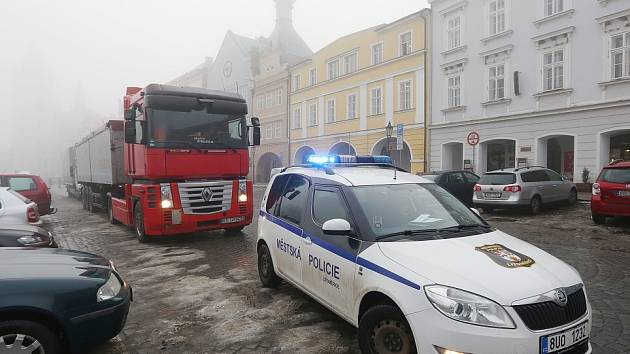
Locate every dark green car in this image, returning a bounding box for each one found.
[0,248,132,354]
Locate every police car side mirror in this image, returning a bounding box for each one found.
[322,219,352,236]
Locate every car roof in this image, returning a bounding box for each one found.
[277,165,434,186]
[606,160,630,168]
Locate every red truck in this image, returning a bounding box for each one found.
[74,84,260,242]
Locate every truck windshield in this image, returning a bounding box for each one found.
[148,108,247,149]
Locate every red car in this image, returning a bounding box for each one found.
[0,173,55,215]
[591,160,630,224]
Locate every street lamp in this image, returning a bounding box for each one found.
[385,122,393,157]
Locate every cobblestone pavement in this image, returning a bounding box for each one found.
[42,189,629,354]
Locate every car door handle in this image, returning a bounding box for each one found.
[303,236,312,245]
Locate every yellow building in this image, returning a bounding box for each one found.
[289,10,430,174]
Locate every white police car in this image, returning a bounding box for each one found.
[256,155,591,354]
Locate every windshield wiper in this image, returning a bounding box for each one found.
[376,224,492,241]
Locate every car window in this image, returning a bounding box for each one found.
[600,168,630,184]
[266,174,289,215]
[8,177,36,192]
[446,172,466,184]
[463,172,480,183]
[277,175,309,226]
[421,175,438,182]
[312,188,350,225]
[521,170,549,183]
[545,170,563,182]
[479,173,516,185]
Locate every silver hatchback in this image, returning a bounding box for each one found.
[473,167,577,215]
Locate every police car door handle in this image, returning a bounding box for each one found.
[303,236,312,245]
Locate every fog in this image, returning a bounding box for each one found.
[0,0,427,181]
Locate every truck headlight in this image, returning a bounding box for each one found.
[160,183,173,209]
[424,285,515,329]
[97,273,122,302]
[238,180,247,203]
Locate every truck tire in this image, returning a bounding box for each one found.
[134,202,148,243]
[87,187,95,213]
[82,189,88,210]
[0,320,61,354]
[359,305,417,354]
[224,226,245,235]
[257,243,281,288]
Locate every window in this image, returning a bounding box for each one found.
[293,74,301,91]
[277,175,309,225]
[488,64,505,101]
[266,175,289,214]
[610,32,630,80]
[256,95,264,110]
[400,32,412,56]
[372,43,383,65]
[371,87,383,115]
[447,75,461,108]
[292,106,302,129]
[545,169,563,181]
[344,53,358,74]
[274,122,282,138]
[328,60,340,80]
[446,173,466,184]
[347,94,357,119]
[543,49,564,91]
[265,94,272,108]
[275,89,282,106]
[489,0,505,36]
[8,177,36,192]
[479,173,516,184]
[308,103,318,126]
[399,80,412,110]
[309,68,317,86]
[521,170,549,183]
[265,124,273,140]
[312,188,350,225]
[326,99,336,123]
[135,121,144,144]
[447,16,461,50]
[544,0,564,17]
[463,172,480,183]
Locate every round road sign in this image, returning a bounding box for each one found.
[467,132,480,146]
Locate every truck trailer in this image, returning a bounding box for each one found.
[75,84,260,242]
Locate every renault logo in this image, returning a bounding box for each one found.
[201,188,214,202]
[553,288,568,307]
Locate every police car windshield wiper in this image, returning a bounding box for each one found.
[438,224,492,232]
[376,224,492,241]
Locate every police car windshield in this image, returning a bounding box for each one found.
[351,183,487,240]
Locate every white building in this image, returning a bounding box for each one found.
[428,0,630,182]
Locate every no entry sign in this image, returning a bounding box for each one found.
[467,132,480,146]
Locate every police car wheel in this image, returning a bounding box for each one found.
[359,305,416,354]
[258,244,281,288]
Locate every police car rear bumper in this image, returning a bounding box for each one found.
[406,307,592,354]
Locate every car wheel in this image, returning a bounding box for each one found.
[529,196,542,215]
[224,226,244,235]
[0,320,60,354]
[359,305,417,354]
[567,189,578,206]
[108,197,118,225]
[592,214,606,225]
[134,202,148,243]
[258,243,281,288]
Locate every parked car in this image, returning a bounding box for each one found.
[591,160,630,224]
[421,170,479,206]
[0,224,57,247]
[0,187,41,225]
[473,167,577,215]
[0,173,55,215]
[0,247,132,354]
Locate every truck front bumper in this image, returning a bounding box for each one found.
[145,206,253,236]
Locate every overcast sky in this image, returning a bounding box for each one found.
[0,0,428,176]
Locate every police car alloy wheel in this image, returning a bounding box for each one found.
[258,243,281,288]
[359,305,416,354]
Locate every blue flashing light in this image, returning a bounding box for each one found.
[305,154,393,166]
[307,155,339,164]
[372,155,393,164]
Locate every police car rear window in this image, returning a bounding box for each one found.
[479,173,516,185]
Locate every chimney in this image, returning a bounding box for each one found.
[274,0,295,25]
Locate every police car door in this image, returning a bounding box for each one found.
[302,185,358,317]
[267,174,309,284]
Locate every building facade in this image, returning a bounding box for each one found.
[168,57,213,88]
[252,0,312,183]
[428,0,630,182]
[289,10,430,174]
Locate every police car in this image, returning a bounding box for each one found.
[256,155,591,354]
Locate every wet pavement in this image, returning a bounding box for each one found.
[42,188,630,354]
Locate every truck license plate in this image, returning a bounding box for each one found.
[221,216,245,224]
[616,190,630,197]
[540,321,588,354]
[484,192,502,199]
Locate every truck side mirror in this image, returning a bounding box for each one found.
[251,117,260,127]
[124,122,136,144]
[250,126,261,146]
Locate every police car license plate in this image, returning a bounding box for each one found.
[540,321,588,354]
[616,190,630,197]
[220,216,245,224]
[484,192,501,199]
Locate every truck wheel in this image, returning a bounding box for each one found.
[592,214,606,225]
[108,197,118,225]
[86,188,95,213]
[134,203,148,243]
[258,243,281,288]
[81,189,88,210]
[359,305,417,354]
[0,320,61,354]
[529,196,542,215]
[225,226,244,235]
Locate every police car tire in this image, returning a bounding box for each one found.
[359,305,417,354]
[258,243,281,288]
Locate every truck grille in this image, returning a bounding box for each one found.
[178,181,233,215]
[513,288,587,331]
